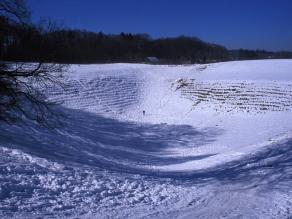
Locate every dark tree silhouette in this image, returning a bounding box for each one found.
[0,0,66,126]
[0,0,30,23]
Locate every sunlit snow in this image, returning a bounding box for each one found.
[1,60,292,218]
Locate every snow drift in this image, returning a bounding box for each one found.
[0,60,292,218]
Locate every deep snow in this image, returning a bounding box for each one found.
[0,60,292,218]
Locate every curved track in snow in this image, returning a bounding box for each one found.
[1,60,292,218]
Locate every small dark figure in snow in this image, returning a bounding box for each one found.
[142,110,146,116]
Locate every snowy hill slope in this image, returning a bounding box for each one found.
[0,60,292,218]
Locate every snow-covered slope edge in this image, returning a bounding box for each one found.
[0,60,292,218]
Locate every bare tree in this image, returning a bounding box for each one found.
[0,0,30,23]
[0,0,67,127]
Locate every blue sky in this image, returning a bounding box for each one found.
[27,0,292,51]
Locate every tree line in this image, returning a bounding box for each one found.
[1,21,229,63]
[2,15,292,64]
[229,49,292,60]
[0,0,65,126]
[1,0,292,126]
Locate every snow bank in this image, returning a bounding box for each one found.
[1,60,292,218]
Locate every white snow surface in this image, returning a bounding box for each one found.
[1,60,292,218]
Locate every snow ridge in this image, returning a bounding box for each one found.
[0,60,292,218]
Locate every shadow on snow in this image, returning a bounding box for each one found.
[0,106,221,174]
[1,106,291,192]
[172,138,292,193]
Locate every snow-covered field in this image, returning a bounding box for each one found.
[1,60,292,218]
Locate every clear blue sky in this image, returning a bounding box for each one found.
[27,0,292,51]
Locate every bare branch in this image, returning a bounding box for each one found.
[0,62,68,128]
[0,0,31,24]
